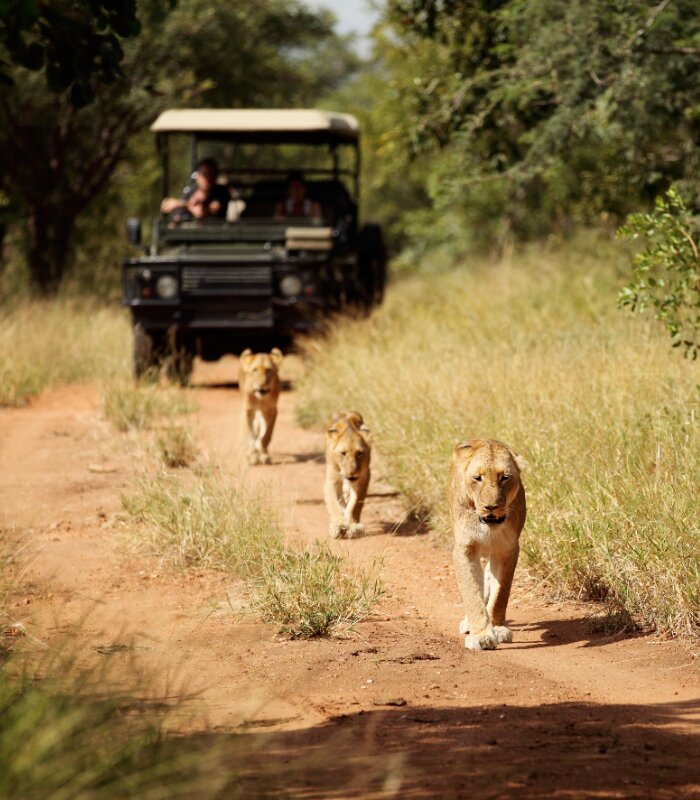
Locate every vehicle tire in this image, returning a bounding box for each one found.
[166,327,194,387]
[358,223,387,307]
[133,324,160,381]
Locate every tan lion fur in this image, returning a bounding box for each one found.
[449,438,527,650]
[239,348,283,465]
[324,410,371,539]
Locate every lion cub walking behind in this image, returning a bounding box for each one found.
[450,438,527,651]
[324,411,371,538]
[239,348,283,465]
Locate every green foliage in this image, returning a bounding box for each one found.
[349,0,700,258]
[618,189,700,359]
[0,0,143,105]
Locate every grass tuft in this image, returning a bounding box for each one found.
[296,235,700,639]
[122,470,382,637]
[156,425,199,468]
[252,543,383,639]
[0,300,130,407]
[103,383,196,432]
[0,654,229,800]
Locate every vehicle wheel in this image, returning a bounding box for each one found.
[358,223,387,307]
[133,324,160,381]
[166,327,194,387]
[358,223,387,308]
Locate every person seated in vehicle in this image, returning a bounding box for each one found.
[160,157,230,221]
[274,172,322,221]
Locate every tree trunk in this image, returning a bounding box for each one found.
[26,207,75,294]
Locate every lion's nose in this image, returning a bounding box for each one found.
[483,503,498,511]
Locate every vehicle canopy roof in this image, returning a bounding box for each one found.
[151,109,360,144]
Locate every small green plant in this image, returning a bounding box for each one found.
[156,425,198,468]
[103,383,196,432]
[253,543,383,638]
[122,471,382,637]
[618,188,700,359]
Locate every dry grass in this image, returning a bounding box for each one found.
[122,470,383,637]
[156,425,199,468]
[102,382,196,432]
[0,300,131,407]
[297,235,700,639]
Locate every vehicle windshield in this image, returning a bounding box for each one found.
[160,138,358,227]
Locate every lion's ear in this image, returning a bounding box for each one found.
[510,451,528,472]
[270,347,284,368]
[454,440,475,452]
[239,349,254,368]
[453,440,479,464]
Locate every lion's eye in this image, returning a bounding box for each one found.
[472,475,483,483]
[501,474,511,482]
[341,451,347,456]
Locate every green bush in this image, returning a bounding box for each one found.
[619,188,700,359]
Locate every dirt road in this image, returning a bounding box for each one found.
[1,359,698,798]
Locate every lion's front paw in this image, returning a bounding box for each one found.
[458,617,470,635]
[346,522,365,539]
[259,452,271,465]
[329,522,346,539]
[464,628,498,651]
[492,625,512,644]
[248,451,261,465]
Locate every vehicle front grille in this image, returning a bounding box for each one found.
[181,265,272,296]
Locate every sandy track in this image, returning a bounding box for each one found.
[1,358,698,798]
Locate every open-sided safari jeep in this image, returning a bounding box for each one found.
[122,109,387,383]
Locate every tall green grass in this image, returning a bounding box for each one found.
[297,236,700,639]
[0,300,130,406]
[122,470,383,637]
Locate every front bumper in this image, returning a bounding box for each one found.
[122,257,329,337]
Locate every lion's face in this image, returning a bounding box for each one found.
[240,348,283,397]
[453,439,524,525]
[327,411,370,481]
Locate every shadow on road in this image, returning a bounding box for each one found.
[511,614,649,651]
[184,698,700,799]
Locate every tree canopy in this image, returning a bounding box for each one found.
[0,0,145,105]
[352,0,700,253]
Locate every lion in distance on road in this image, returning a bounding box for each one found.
[449,438,527,651]
[239,348,283,465]
[324,410,371,539]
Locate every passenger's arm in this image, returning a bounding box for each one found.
[161,197,186,213]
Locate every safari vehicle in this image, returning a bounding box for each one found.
[122,108,386,383]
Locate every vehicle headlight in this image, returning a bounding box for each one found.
[279,273,303,298]
[155,274,178,300]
